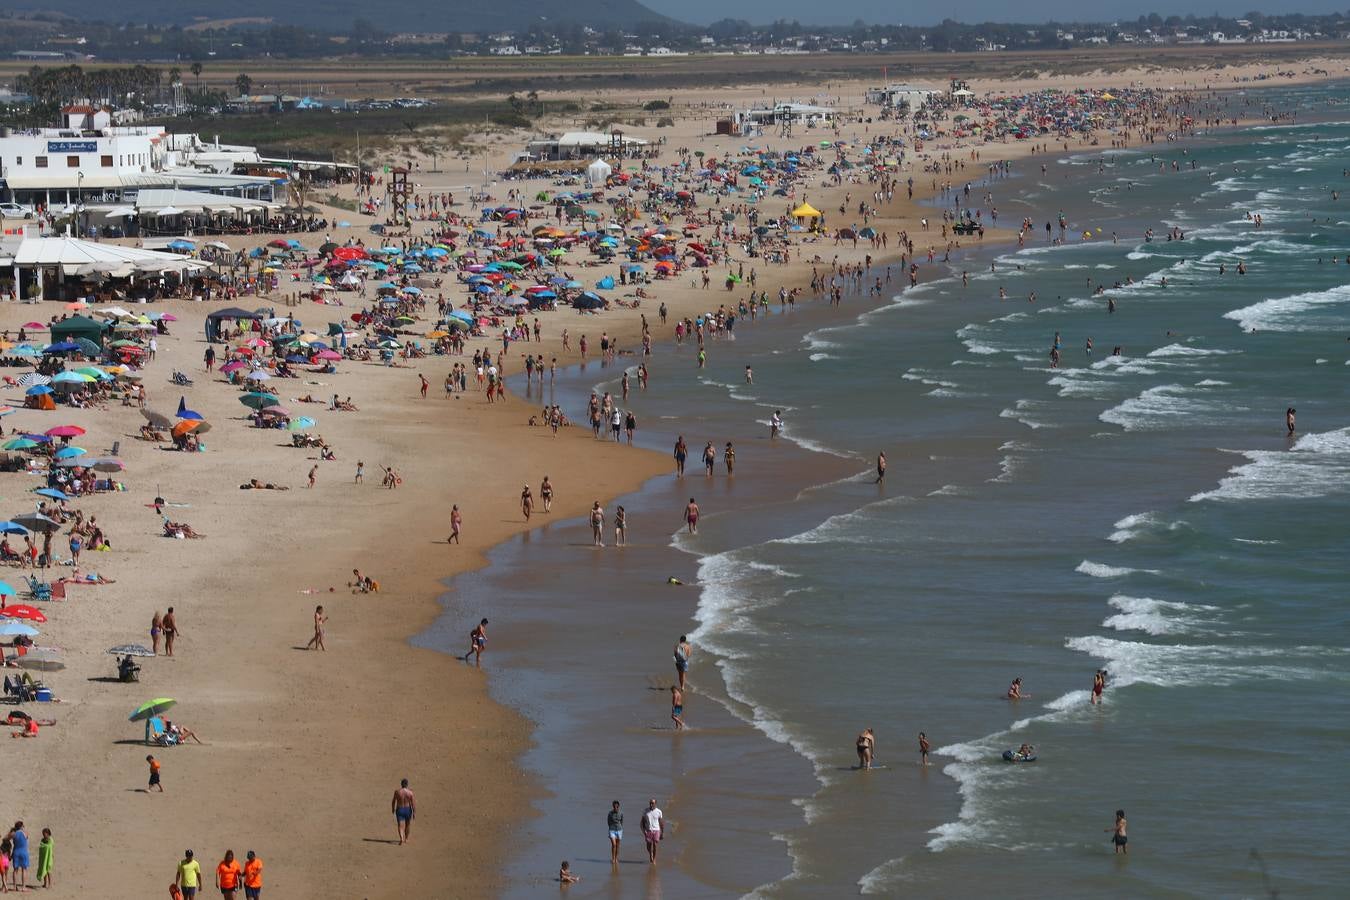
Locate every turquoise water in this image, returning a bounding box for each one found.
[440,83,1350,897]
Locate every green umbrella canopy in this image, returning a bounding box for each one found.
[129,698,176,722]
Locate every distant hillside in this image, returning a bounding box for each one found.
[0,0,675,33]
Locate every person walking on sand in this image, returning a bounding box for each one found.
[419,374,429,399]
[306,605,327,651]
[684,497,699,534]
[242,851,262,900]
[590,501,605,547]
[856,728,876,769]
[607,801,624,866]
[673,436,688,477]
[464,618,488,665]
[641,800,664,863]
[307,465,318,489]
[163,607,178,656]
[875,451,887,484]
[151,610,163,655]
[392,779,416,845]
[448,504,462,544]
[1107,810,1128,854]
[355,460,364,484]
[919,732,931,766]
[674,636,692,690]
[671,685,686,729]
[175,849,202,899]
[147,754,163,792]
[521,484,534,521]
[540,476,553,513]
[215,849,242,900]
[703,441,716,476]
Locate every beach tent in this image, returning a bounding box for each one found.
[586,159,613,185]
[50,315,107,350]
[791,202,821,219]
[205,307,265,343]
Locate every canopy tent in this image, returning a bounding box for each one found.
[50,315,107,350]
[132,189,278,216]
[205,306,265,343]
[586,159,613,185]
[791,202,822,219]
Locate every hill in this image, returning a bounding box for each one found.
[0,0,675,33]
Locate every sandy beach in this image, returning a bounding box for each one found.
[2,51,1344,896]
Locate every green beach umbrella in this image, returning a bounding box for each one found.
[129,698,176,722]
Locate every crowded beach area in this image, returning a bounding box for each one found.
[0,53,1343,895]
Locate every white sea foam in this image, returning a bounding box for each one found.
[962,339,1001,355]
[1102,594,1205,636]
[1224,283,1350,332]
[999,398,1057,430]
[1099,383,1235,431]
[1190,426,1350,502]
[808,352,838,362]
[1075,560,1160,578]
[1065,635,1348,690]
[1146,343,1238,359]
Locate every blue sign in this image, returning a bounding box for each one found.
[47,140,97,153]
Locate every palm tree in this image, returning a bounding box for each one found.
[235,73,252,97]
[190,61,203,93]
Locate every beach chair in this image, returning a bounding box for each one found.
[25,575,51,603]
[149,716,178,747]
[3,674,38,703]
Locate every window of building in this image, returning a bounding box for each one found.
[101,155,113,167]
[67,155,80,167]
[35,156,47,168]
[14,157,21,166]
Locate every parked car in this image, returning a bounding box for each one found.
[0,203,34,220]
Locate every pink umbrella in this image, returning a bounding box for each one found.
[220,360,248,374]
[160,314,178,322]
[258,405,291,418]
[44,425,86,438]
[22,322,44,330]
[314,350,342,361]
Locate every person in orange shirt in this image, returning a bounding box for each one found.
[215,849,242,899]
[242,851,262,900]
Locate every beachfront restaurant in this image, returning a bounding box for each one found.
[3,236,211,302]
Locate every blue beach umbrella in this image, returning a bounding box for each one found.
[24,386,53,397]
[35,487,73,501]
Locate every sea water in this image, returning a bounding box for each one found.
[432,82,1350,897]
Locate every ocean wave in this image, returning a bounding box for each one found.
[1065,635,1349,690]
[1190,426,1350,502]
[1223,283,1350,332]
[1102,594,1208,636]
[1075,560,1160,578]
[1108,511,1190,544]
[808,352,839,362]
[999,398,1058,430]
[1146,343,1238,359]
[1099,383,1235,431]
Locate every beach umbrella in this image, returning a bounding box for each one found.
[142,409,172,429]
[129,698,176,722]
[171,420,203,439]
[35,487,73,500]
[258,405,290,418]
[53,447,86,460]
[240,392,279,409]
[24,385,53,397]
[85,457,126,472]
[11,514,59,534]
[0,620,38,637]
[73,338,101,356]
[106,644,155,657]
[0,605,46,623]
[314,350,341,361]
[219,360,248,374]
[2,438,38,451]
[0,582,14,598]
[0,522,28,535]
[245,370,272,382]
[44,425,86,438]
[51,371,95,384]
[16,647,62,671]
[176,397,203,421]
[17,373,50,388]
[43,341,81,354]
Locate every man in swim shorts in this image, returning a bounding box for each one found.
[1108,809,1127,854]
[392,779,416,845]
[673,636,692,690]
[670,686,685,730]
[641,800,664,863]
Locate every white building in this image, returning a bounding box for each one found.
[0,109,275,212]
[865,84,941,113]
[735,103,838,128]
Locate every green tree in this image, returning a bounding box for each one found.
[190,61,203,92]
[235,73,252,97]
